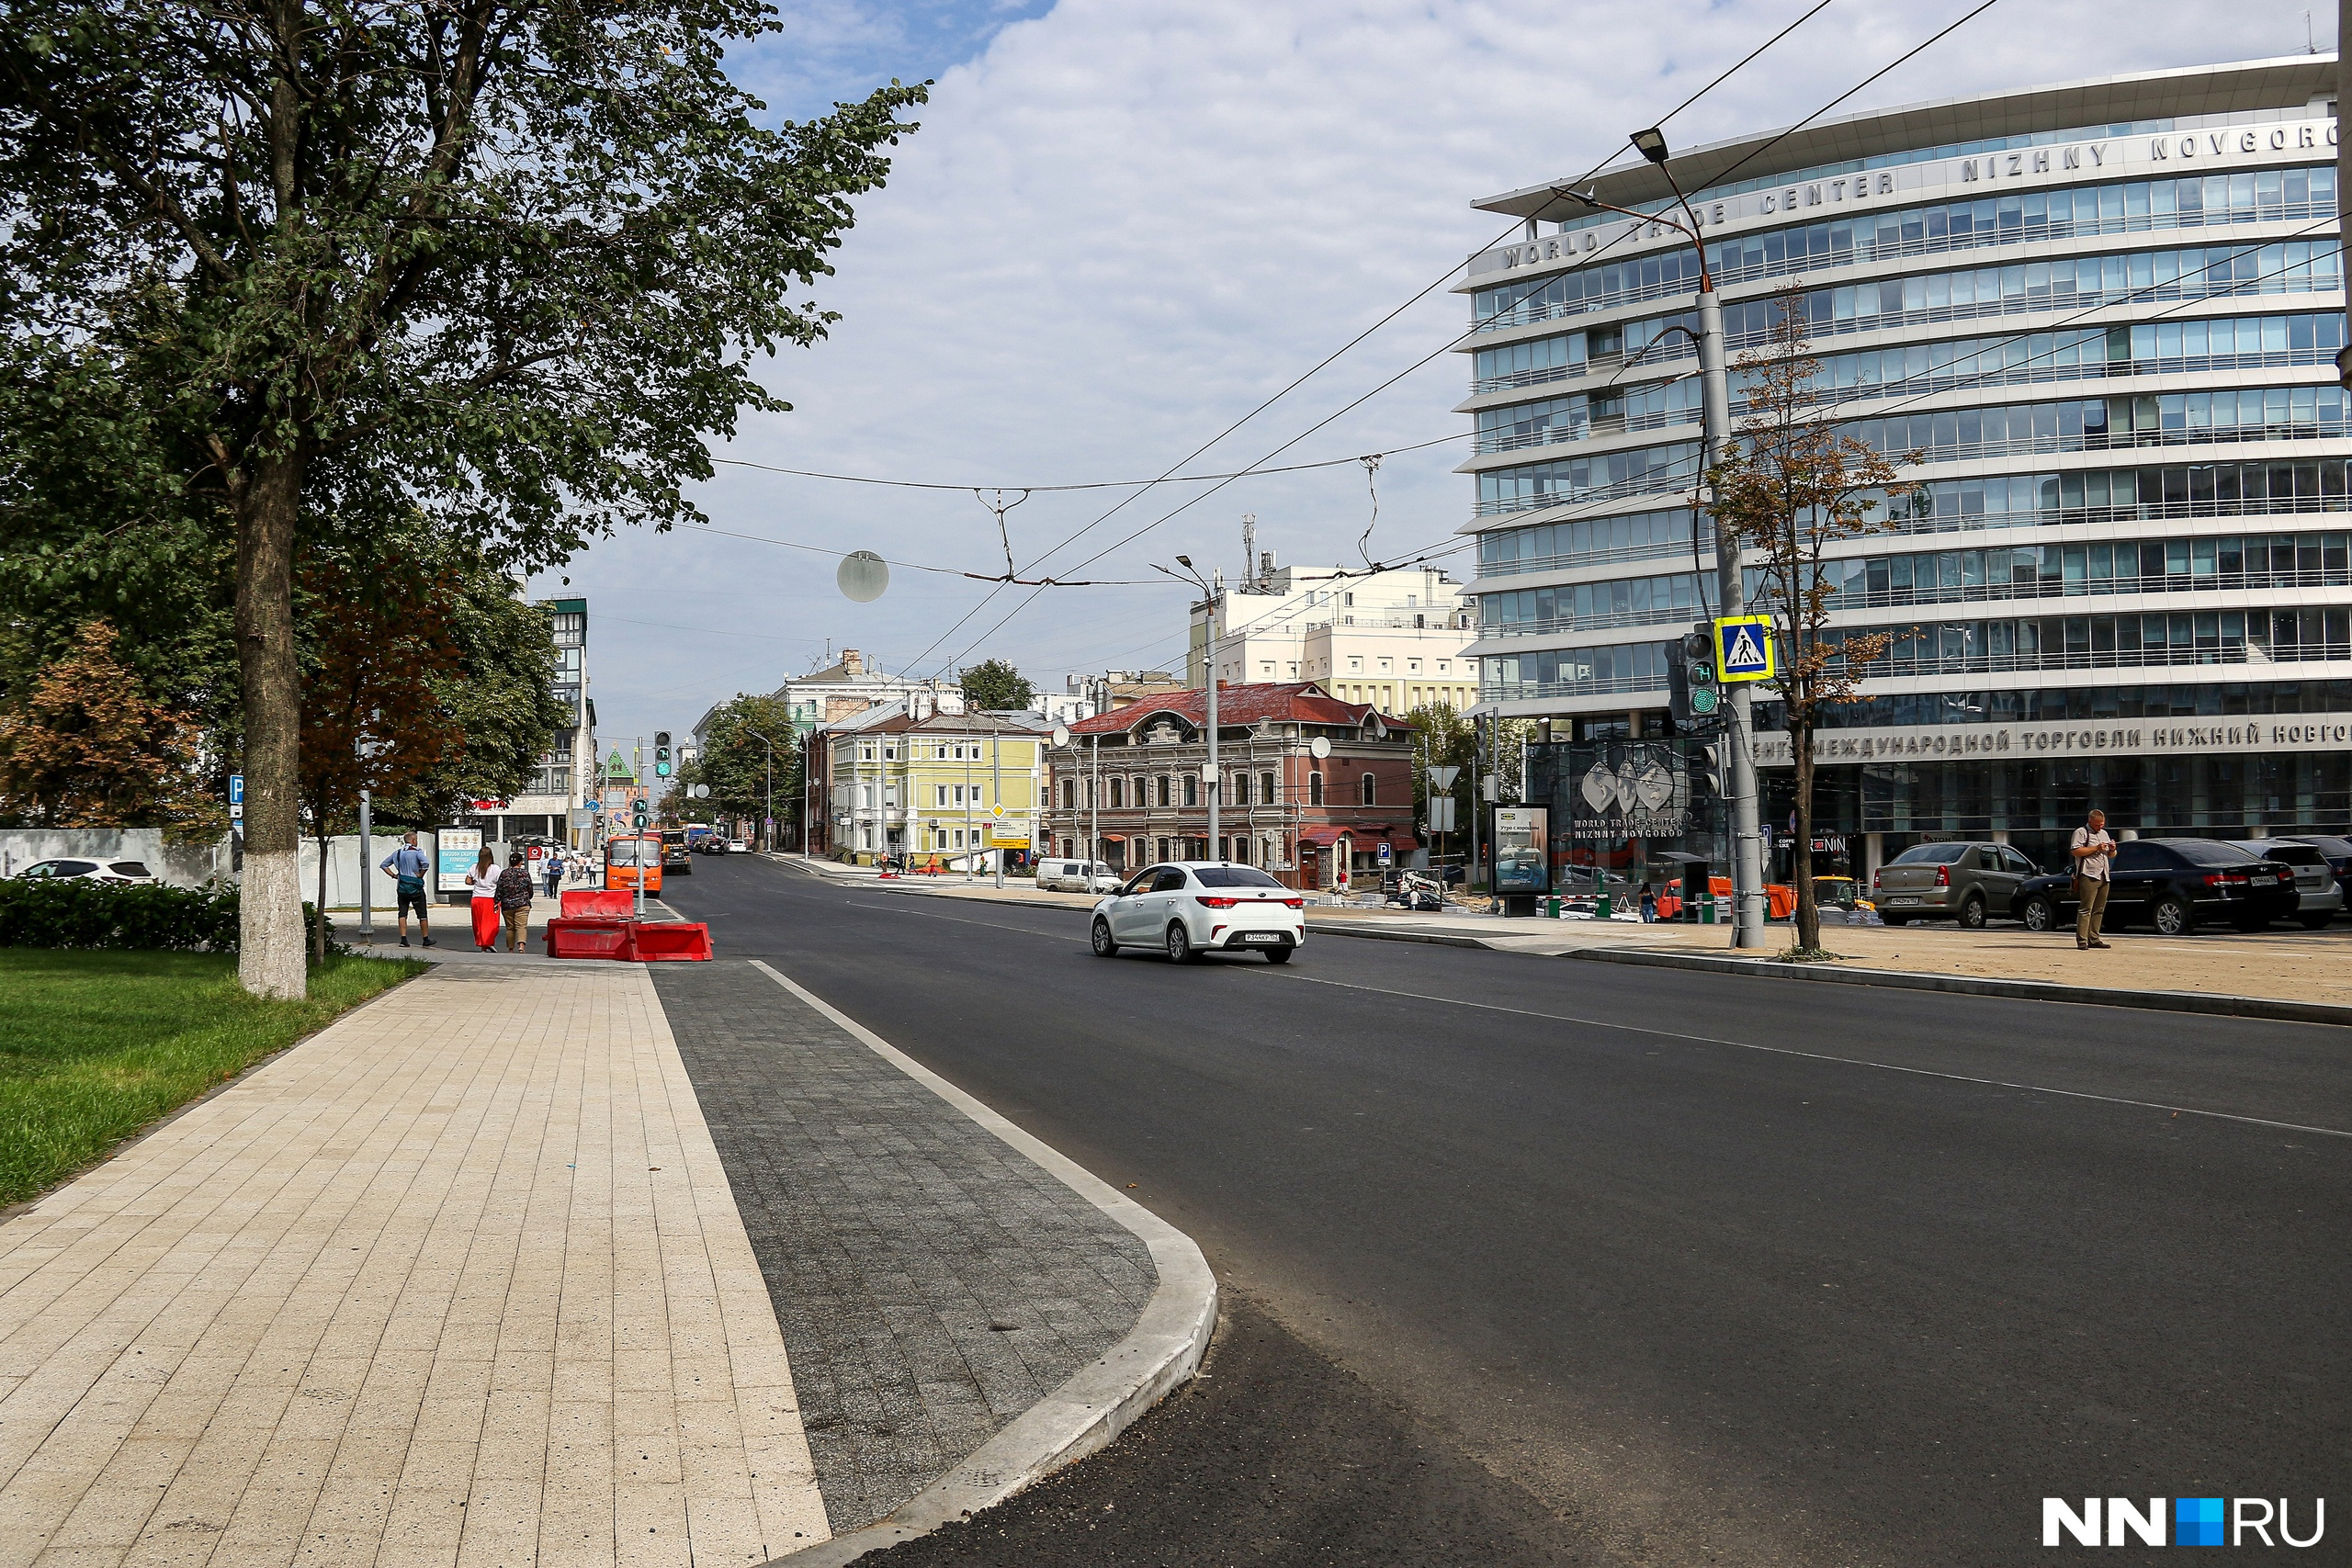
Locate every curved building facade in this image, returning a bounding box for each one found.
[1459,55,2347,874]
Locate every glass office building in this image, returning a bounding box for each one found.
[1460,56,2348,873]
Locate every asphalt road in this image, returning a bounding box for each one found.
[663,857,2349,1566]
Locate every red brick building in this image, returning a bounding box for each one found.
[1043,684,1416,891]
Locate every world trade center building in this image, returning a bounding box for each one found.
[1459,55,2349,881]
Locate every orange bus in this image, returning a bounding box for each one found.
[603,832,664,897]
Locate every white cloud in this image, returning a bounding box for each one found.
[549,0,2324,741]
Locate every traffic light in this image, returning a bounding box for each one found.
[654,731,673,778]
[1666,624,1721,730]
[1692,737,1728,797]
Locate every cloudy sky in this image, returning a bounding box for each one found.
[539,0,2328,752]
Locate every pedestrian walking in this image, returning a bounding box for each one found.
[378,831,436,948]
[2071,808,2119,950]
[1638,881,1657,923]
[497,850,537,953]
[465,846,503,950]
[543,847,565,901]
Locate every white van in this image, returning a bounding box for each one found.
[1037,859,1119,894]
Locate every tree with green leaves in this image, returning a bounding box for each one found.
[959,659,1035,713]
[1,3,924,998]
[1708,290,1911,954]
[689,694,802,847]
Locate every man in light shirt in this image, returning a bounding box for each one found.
[2071,808,2118,950]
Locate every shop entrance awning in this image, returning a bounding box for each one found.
[1298,827,1347,845]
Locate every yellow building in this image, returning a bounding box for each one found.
[811,704,1048,865]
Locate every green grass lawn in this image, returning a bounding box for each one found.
[0,950,425,1207]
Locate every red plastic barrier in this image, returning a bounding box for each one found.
[561,888,636,919]
[628,922,713,962]
[545,918,635,960]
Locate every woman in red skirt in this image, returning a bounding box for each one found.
[465,846,502,950]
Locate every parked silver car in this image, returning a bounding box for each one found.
[1869,840,2040,929]
[2228,840,2342,929]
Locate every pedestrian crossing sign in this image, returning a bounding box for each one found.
[1713,615,1776,682]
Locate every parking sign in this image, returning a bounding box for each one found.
[1713,615,1776,682]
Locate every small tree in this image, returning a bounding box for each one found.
[0,620,204,828]
[1707,290,1913,953]
[959,659,1034,713]
[297,555,467,959]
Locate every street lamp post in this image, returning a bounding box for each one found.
[1159,556,1220,861]
[745,729,780,856]
[1556,133,1766,948]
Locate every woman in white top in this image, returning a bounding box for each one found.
[466,846,503,950]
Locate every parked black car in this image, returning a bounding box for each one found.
[2009,838,2299,936]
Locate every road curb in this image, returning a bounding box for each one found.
[1566,944,2352,1028]
[745,960,1218,1565]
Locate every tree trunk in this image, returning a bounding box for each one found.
[1792,716,1818,952]
[236,450,307,999]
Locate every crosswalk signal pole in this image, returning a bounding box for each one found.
[1569,129,1766,947]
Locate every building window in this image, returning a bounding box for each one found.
[1361,773,1376,806]
[1110,777,1125,808]
[1233,837,1251,865]
[1156,774,1170,807]
[1061,779,1075,809]
[1260,771,1276,804]
[935,784,949,807]
[1061,838,1075,858]
[1158,837,1172,863]
[1308,771,1324,806]
[1230,773,1250,807]
[1183,774,1199,807]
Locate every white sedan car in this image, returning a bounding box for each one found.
[1091,862,1305,964]
[13,857,157,884]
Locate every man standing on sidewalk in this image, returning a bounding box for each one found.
[379,831,436,948]
[2071,808,2118,950]
[496,850,537,953]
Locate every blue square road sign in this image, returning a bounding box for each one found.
[1714,616,1776,682]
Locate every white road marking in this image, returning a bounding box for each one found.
[1256,972,2352,1141]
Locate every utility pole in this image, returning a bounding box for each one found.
[1562,128,1766,948]
[747,730,779,858]
[357,788,372,942]
[1090,733,1101,872]
[991,724,1004,889]
[963,725,974,881]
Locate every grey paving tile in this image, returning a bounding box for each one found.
[650,963,1155,1536]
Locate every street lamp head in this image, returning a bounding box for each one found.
[1174,554,1193,569]
[1631,127,1671,164]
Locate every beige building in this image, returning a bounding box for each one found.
[1189,560,1478,715]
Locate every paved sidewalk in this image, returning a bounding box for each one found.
[0,964,830,1567]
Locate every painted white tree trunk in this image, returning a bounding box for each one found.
[238,846,308,999]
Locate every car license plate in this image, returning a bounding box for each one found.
[1888,896,1920,906]
[1242,932,1282,943]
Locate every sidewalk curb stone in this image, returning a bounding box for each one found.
[1568,945,2352,1029]
[744,960,1218,1565]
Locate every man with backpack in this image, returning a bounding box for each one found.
[379,831,437,948]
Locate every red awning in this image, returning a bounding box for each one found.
[1297,827,1348,846]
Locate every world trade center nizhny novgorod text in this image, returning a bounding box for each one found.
[1458,55,2349,876]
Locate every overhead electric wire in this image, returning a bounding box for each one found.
[706,433,1466,493]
